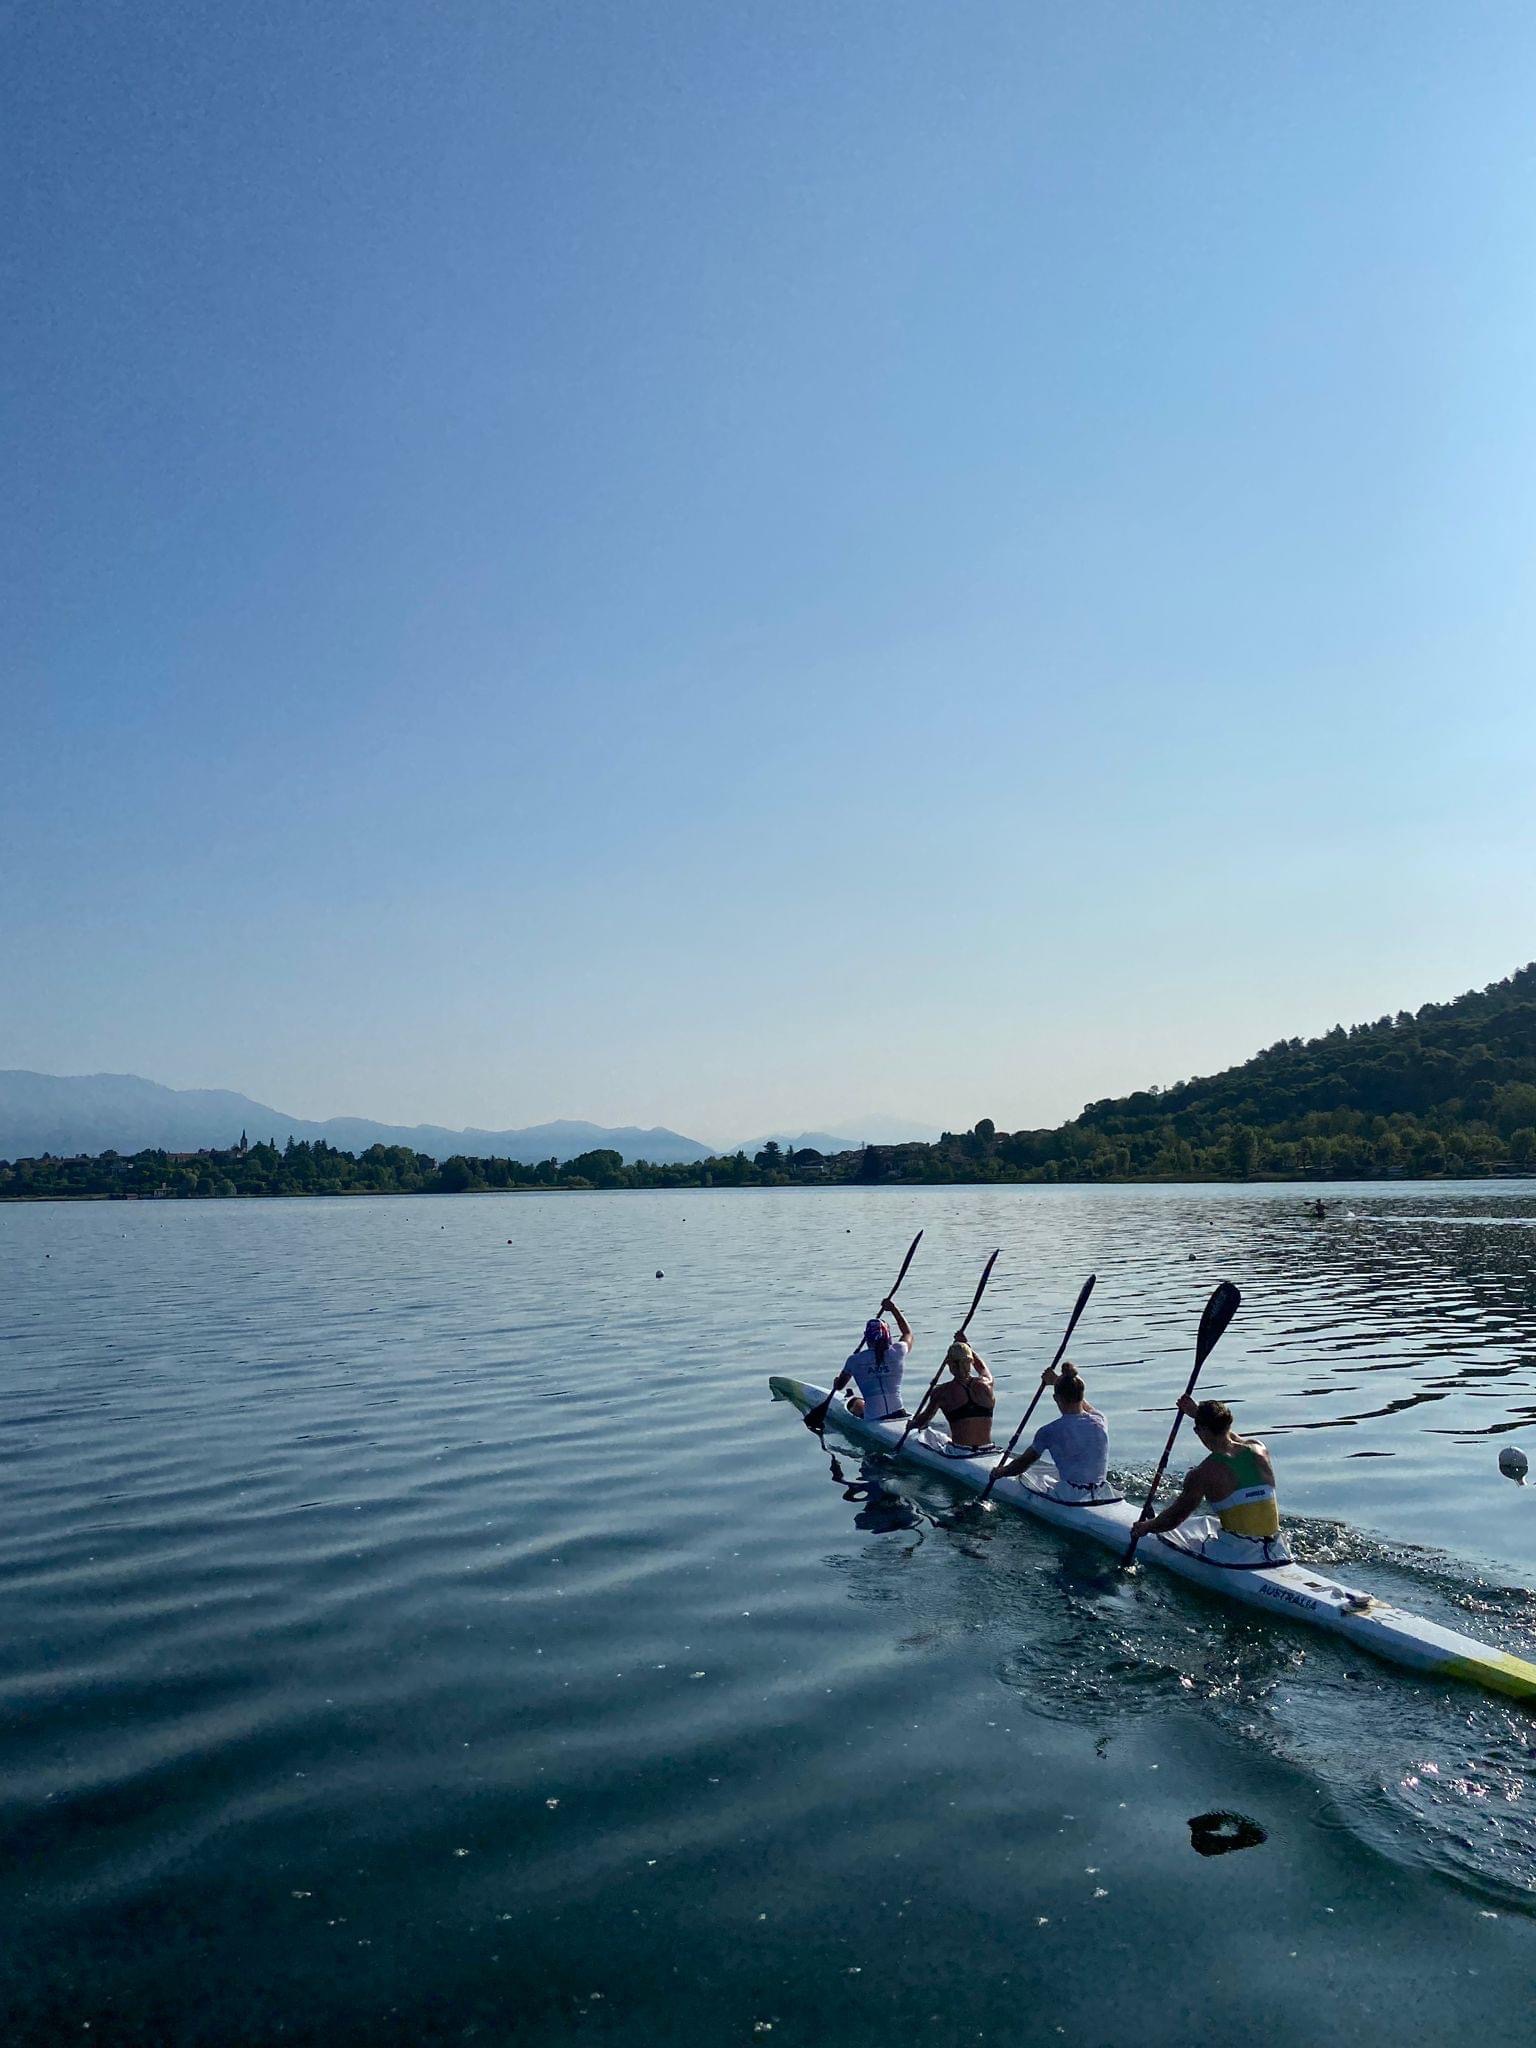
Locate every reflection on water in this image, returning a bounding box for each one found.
[2,1182,1536,2044]
[826,1451,927,1536]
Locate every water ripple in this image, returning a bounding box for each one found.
[3,1183,1536,2043]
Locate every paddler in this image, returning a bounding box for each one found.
[993,1363,1113,1498]
[913,1336,997,1457]
[831,1298,913,1421]
[1129,1397,1291,1564]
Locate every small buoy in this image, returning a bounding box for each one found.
[655,1270,664,1279]
[1499,1446,1529,1485]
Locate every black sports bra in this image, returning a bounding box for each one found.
[950,1376,995,1422]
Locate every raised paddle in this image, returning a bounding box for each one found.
[890,1247,1001,1457]
[1121,1279,1242,1568]
[804,1228,925,1433]
[977,1272,1097,1505]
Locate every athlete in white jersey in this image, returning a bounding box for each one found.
[831,1299,914,1421]
[994,1363,1114,1499]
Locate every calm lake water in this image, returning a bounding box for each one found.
[2,1183,1534,2045]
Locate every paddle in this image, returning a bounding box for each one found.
[977,1272,1097,1505]
[1120,1280,1242,1568]
[890,1247,1001,1457]
[804,1229,925,1433]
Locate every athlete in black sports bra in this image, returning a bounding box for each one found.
[914,1337,996,1451]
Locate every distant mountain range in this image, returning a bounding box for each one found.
[0,1072,715,1166]
[0,1070,941,1168]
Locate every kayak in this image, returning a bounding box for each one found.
[770,1375,1536,1704]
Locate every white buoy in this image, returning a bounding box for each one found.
[1498,1446,1529,1485]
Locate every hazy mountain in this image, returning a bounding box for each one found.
[729,1131,858,1157]
[835,1114,946,1145]
[727,1117,944,1154]
[0,1072,715,1166]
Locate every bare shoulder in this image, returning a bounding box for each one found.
[1186,1454,1221,1497]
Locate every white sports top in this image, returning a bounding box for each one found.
[843,1339,910,1421]
[1030,1408,1110,1487]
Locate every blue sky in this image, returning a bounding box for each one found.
[5,1,1535,1142]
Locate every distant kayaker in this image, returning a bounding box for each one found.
[914,1337,997,1456]
[1129,1397,1291,1564]
[994,1363,1112,1498]
[1312,1199,1326,1220]
[832,1298,913,1421]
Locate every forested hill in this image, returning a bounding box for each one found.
[1070,963,1536,1150]
[844,964,1536,1183]
[991,962,1536,1181]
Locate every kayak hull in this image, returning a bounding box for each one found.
[770,1375,1536,1704]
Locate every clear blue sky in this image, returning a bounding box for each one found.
[5,0,1535,1143]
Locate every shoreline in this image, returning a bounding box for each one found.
[5,1170,1535,1206]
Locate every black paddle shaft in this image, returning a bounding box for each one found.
[891,1248,1001,1456]
[1121,1280,1241,1567]
[887,1228,924,1303]
[978,1272,1097,1504]
[804,1229,924,1434]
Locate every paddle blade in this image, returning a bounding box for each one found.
[803,1393,834,1433]
[1194,1281,1242,1367]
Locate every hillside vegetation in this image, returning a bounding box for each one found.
[6,967,1535,1197]
[866,963,1536,1183]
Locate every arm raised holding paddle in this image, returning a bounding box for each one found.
[1122,1281,1242,1568]
[980,1273,1096,1503]
[1128,1386,1289,1565]
[840,1296,913,1419]
[891,1249,999,1457]
[804,1231,923,1434]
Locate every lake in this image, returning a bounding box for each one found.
[1,1182,1534,2044]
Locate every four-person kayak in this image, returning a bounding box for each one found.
[769,1375,1536,1704]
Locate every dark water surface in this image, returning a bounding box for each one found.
[2,1184,1534,2045]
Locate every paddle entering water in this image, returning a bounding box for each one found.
[1121,1280,1241,1568]
[804,1229,924,1434]
[977,1272,1096,1505]
[890,1248,1000,1458]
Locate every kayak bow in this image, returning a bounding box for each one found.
[770,1375,1536,1704]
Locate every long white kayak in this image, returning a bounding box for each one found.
[770,1375,1536,1705]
